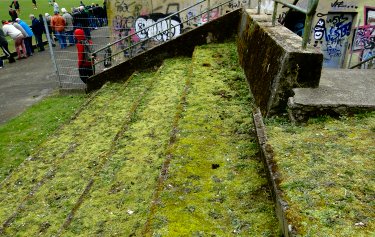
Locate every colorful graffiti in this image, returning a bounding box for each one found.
[313,13,354,68]
[135,13,182,41]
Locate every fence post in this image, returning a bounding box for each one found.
[43,16,61,88]
[272,1,278,26]
[302,0,318,49]
[258,0,261,14]
[169,17,172,40]
[207,0,211,22]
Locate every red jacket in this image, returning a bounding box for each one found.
[74,28,93,67]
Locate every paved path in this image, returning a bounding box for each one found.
[0,48,57,124]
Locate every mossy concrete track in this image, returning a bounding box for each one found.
[0,42,280,236]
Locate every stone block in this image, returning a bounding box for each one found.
[237,10,323,116]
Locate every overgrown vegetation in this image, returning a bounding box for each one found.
[0,94,85,182]
[148,43,280,236]
[0,42,281,236]
[266,113,375,236]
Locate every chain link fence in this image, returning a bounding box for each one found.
[43,15,111,92]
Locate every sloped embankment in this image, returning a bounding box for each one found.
[0,42,280,236]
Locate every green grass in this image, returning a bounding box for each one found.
[0,93,86,182]
[0,0,102,25]
[0,42,281,236]
[0,0,103,56]
[265,113,375,236]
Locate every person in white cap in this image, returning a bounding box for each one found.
[61,8,74,46]
[45,12,56,46]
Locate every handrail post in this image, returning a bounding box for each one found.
[258,0,261,14]
[272,1,278,26]
[168,16,172,40]
[207,0,211,22]
[302,0,318,49]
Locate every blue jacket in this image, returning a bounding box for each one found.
[18,20,34,37]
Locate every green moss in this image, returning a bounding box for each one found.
[148,42,280,236]
[266,113,375,236]
[0,73,156,235]
[0,42,280,236]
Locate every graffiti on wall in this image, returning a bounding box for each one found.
[313,13,353,67]
[135,13,182,42]
[349,6,375,67]
[330,0,358,10]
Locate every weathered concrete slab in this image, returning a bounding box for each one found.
[288,69,375,122]
[237,9,323,117]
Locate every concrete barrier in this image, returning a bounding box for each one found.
[237,10,323,117]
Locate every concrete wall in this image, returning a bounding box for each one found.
[106,0,250,50]
[237,10,323,116]
[87,9,242,91]
[277,0,375,69]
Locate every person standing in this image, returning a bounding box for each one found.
[9,1,20,15]
[30,14,44,51]
[16,18,34,56]
[51,11,66,49]
[32,0,37,9]
[0,28,16,63]
[53,0,59,13]
[9,8,18,22]
[44,13,56,47]
[61,8,74,46]
[11,20,29,58]
[74,28,95,83]
[2,20,27,59]
[74,6,91,39]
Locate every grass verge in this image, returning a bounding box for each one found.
[265,113,375,236]
[0,93,86,182]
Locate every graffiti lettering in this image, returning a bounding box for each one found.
[314,19,326,40]
[201,8,220,23]
[135,13,182,42]
[330,0,358,9]
[331,0,345,8]
[353,26,375,51]
[115,0,135,13]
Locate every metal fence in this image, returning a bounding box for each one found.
[43,16,110,91]
[43,1,259,92]
[92,0,250,74]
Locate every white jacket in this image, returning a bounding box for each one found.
[2,24,22,39]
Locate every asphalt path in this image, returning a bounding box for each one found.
[0,48,57,124]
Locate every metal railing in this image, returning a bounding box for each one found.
[349,55,375,69]
[92,0,240,69]
[271,0,319,49]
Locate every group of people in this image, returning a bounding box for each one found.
[1,1,108,82]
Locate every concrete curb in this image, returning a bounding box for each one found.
[252,107,296,237]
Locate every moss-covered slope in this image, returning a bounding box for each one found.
[0,42,280,236]
[146,43,280,236]
[266,114,375,236]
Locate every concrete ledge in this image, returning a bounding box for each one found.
[288,69,375,122]
[237,10,323,117]
[87,8,242,91]
[252,108,296,237]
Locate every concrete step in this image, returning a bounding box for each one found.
[288,69,375,122]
